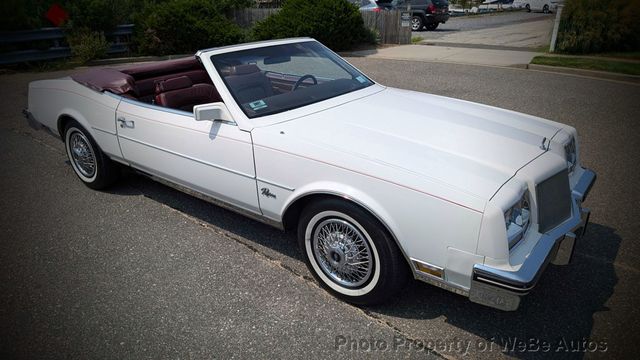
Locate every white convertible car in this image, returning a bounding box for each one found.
[25,38,595,310]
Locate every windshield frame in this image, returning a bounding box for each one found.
[209,40,375,119]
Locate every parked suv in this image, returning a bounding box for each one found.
[390,0,450,31]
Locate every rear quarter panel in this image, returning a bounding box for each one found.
[28,78,123,159]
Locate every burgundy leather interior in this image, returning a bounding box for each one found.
[120,57,213,103]
[134,69,212,103]
[155,75,193,93]
[70,56,222,111]
[154,76,222,112]
[225,64,274,104]
[229,64,261,75]
[121,57,201,78]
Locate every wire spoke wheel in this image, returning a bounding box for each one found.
[69,130,96,178]
[299,200,408,304]
[312,218,373,288]
[63,121,119,189]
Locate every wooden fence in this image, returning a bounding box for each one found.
[232,8,411,45]
[361,10,412,45]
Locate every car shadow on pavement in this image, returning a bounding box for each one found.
[365,222,620,359]
[419,28,459,33]
[106,170,302,260]
[104,171,618,359]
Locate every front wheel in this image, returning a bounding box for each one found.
[64,120,119,189]
[526,4,531,12]
[297,198,409,305]
[543,5,549,13]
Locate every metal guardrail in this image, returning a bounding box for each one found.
[0,24,134,66]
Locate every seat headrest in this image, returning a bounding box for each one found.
[155,76,193,94]
[229,64,261,76]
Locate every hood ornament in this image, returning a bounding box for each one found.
[540,137,548,150]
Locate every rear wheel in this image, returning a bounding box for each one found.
[543,5,549,13]
[425,22,439,31]
[64,120,119,189]
[526,4,531,12]
[411,16,424,31]
[297,198,409,305]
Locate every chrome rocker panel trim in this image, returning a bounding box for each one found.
[469,168,596,311]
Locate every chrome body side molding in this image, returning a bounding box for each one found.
[132,167,284,230]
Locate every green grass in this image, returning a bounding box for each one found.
[411,36,422,44]
[531,56,640,76]
[591,51,640,61]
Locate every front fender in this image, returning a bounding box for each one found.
[282,181,402,239]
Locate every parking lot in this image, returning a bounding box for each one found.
[1,58,639,358]
[413,11,555,49]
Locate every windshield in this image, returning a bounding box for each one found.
[210,41,374,119]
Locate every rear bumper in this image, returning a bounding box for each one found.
[425,13,450,24]
[23,109,43,130]
[469,168,596,311]
[23,108,60,140]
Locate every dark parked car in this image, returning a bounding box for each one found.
[389,0,450,31]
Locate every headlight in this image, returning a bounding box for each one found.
[564,136,577,173]
[504,191,531,249]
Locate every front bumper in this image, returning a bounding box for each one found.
[469,168,596,311]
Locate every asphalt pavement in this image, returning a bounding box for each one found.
[1,59,639,359]
[417,11,551,33]
[413,11,555,50]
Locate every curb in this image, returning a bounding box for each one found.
[526,63,640,84]
[419,42,539,53]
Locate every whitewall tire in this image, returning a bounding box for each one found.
[64,120,119,189]
[297,198,409,305]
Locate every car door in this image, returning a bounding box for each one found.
[115,99,260,214]
[531,0,542,10]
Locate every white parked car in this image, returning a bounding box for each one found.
[25,38,595,310]
[515,0,557,13]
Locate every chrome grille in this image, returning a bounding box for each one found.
[536,169,571,233]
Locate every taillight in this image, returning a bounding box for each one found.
[373,7,382,12]
[427,3,436,13]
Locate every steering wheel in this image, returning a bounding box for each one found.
[293,74,318,91]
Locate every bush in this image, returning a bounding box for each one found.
[252,0,375,51]
[66,28,110,64]
[63,0,124,32]
[556,0,640,54]
[133,0,246,56]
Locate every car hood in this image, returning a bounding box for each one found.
[259,87,563,202]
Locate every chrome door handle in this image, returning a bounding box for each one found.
[117,116,135,128]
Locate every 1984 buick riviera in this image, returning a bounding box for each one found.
[25,38,596,310]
